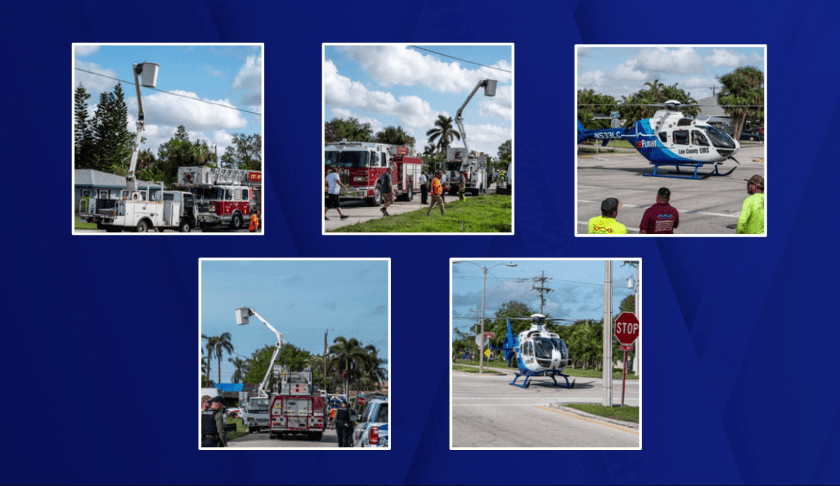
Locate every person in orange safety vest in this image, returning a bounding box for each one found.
[426,171,446,216]
[249,211,260,232]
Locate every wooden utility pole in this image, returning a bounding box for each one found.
[532,271,553,314]
[323,330,328,393]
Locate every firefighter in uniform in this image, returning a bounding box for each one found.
[201,396,228,447]
[335,400,353,447]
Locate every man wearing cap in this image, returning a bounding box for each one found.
[380,167,394,217]
[737,175,765,234]
[639,187,679,234]
[427,171,446,216]
[335,400,353,447]
[201,396,228,447]
[588,198,627,234]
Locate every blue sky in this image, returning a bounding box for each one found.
[324,44,512,157]
[451,259,638,334]
[201,259,388,385]
[577,46,765,101]
[74,44,262,157]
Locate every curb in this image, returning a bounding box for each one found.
[549,403,639,430]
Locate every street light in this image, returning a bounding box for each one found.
[453,261,517,373]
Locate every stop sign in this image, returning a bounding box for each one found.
[614,312,640,344]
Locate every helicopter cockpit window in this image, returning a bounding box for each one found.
[658,132,667,143]
[533,339,555,359]
[551,338,569,359]
[673,130,689,145]
[700,125,737,149]
[692,131,709,146]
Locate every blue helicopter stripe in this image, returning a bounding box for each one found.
[630,119,693,163]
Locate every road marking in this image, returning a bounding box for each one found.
[579,200,740,219]
[533,406,639,435]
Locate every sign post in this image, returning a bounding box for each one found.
[614,312,640,407]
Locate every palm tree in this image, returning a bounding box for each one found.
[229,357,246,384]
[426,115,461,154]
[329,336,367,396]
[718,66,764,140]
[363,344,388,390]
[204,333,235,384]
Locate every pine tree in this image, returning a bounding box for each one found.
[91,83,136,174]
[74,84,95,168]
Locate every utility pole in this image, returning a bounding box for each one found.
[603,261,613,407]
[532,271,553,314]
[324,330,328,393]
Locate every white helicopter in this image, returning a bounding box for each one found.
[577,100,744,179]
[501,314,576,389]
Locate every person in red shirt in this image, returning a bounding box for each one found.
[639,187,679,234]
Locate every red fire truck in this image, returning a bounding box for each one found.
[269,369,326,441]
[324,141,422,206]
[174,167,262,230]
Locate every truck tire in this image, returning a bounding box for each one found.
[230,212,243,230]
[310,432,323,441]
[103,225,122,233]
[365,185,383,206]
[269,432,277,440]
[136,220,149,233]
[405,184,413,202]
[470,188,479,196]
[179,219,191,233]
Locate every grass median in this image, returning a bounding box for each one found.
[566,404,639,423]
[75,216,97,230]
[331,195,512,233]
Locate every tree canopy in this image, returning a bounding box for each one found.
[717,66,764,139]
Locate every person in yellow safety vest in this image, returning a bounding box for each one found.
[588,198,627,234]
[737,175,765,234]
[427,171,446,216]
[249,211,260,232]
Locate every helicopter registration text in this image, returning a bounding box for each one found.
[593,132,624,140]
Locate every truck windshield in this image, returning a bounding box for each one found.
[700,125,737,149]
[446,162,462,171]
[328,151,370,168]
[251,399,269,412]
[194,187,224,199]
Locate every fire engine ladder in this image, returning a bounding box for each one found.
[212,168,250,185]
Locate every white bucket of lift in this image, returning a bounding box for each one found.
[140,62,159,88]
[235,307,250,325]
[483,79,497,97]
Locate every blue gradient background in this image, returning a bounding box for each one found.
[4,0,839,484]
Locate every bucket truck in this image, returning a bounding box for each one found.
[445,79,497,196]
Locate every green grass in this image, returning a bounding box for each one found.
[226,417,250,440]
[74,216,97,230]
[453,359,638,380]
[330,195,512,233]
[566,404,639,423]
[579,139,635,150]
[453,364,502,374]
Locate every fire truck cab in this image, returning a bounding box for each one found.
[175,167,261,231]
[325,140,422,206]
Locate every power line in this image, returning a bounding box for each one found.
[409,46,512,73]
[74,67,262,116]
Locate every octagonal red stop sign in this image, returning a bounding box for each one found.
[614,312,640,344]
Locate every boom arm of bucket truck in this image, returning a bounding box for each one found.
[454,79,497,167]
[125,62,159,195]
[235,307,286,398]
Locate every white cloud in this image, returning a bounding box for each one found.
[232,52,263,107]
[324,58,439,133]
[479,84,512,120]
[201,65,225,78]
[74,45,99,57]
[636,47,705,75]
[336,45,511,93]
[457,123,510,158]
[131,90,248,131]
[74,60,120,95]
[705,48,763,67]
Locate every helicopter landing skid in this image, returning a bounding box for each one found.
[510,370,576,389]
[644,162,737,180]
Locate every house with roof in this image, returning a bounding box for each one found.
[74,169,163,212]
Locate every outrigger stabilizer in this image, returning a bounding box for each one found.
[510,369,576,389]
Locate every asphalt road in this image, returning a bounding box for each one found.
[75,226,257,234]
[227,428,340,448]
[324,183,504,232]
[577,143,765,235]
[451,368,640,448]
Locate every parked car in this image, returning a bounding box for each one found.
[224,407,241,420]
[352,398,389,447]
[740,132,764,141]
